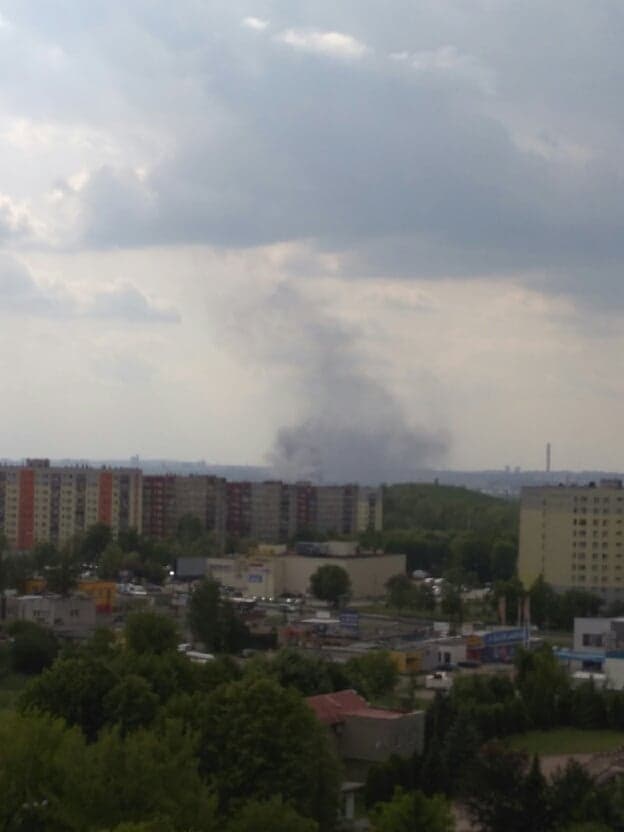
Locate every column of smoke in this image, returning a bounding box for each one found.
[256,284,449,484]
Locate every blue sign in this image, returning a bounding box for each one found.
[340,611,360,630]
[483,627,526,646]
[247,574,263,583]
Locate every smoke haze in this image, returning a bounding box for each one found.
[241,283,450,483]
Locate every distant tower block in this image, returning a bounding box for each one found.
[546,442,551,473]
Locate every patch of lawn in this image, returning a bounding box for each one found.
[509,728,624,755]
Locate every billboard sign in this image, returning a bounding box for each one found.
[339,610,360,632]
[483,627,526,646]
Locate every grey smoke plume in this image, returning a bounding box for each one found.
[258,284,449,484]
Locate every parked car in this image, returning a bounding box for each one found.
[425,671,453,692]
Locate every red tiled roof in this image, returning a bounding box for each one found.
[306,689,405,725]
[307,690,367,725]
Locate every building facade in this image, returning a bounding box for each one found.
[7,594,96,638]
[203,549,405,600]
[142,474,226,549]
[518,480,624,600]
[224,481,382,543]
[0,459,142,550]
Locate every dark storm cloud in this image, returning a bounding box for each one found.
[6,1,624,303]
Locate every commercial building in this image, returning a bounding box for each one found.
[554,617,624,688]
[142,474,226,548]
[202,546,405,600]
[518,480,624,600]
[0,459,142,550]
[6,594,96,638]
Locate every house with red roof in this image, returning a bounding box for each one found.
[307,689,424,779]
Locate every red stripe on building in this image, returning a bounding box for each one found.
[98,472,113,524]
[17,469,35,550]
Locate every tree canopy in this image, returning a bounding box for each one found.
[310,565,351,606]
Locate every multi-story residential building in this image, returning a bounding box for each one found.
[226,481,253,539]
[142,474,226,549]
[141,474,177,539]
[518,480,624,600]
[223,482,383,543]
[0,459,142,550]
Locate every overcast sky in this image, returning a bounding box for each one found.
[1,1,624,479]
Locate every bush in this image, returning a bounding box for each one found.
[8,621,59,675]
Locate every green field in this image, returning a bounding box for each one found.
[509,728,624,755]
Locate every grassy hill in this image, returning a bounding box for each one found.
[383,483,519,535]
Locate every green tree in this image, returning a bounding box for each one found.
[310,565,351,607]
[490,539,517,582]
[441,711,482,796]
[20,654,118,740]
[98,543,125,580]
[440,583,463,623]
[571,679,607,729]
[415,582,437,612]
[226,798,319,832]
[491,577,525,624]
[464,742,533,832]
[70,723,217,831]
[45,546,80,596]
[176,514,204,543]
[529,576,558,628]
[81,522,113,564]
[364,755,417,810]
[522,754,550,832]
[515,645,570,728]
[198,676,341,830]
[345,651,399,701]
[548,760,608,831]
[125,611,178,656]
[2,552,36,593]
[102,823,176,832]
[0,531,8,596]
[450,532,491,584]
[8,620,59,675]
[103,674,159,735]
[385,574,416,611]
[0,711,86,832]
[552,589,603,631]
[261,648,337,696]
[32,542,60,572]
[188,578,248,653]
[369,788,454,832]
[117,527,142,554]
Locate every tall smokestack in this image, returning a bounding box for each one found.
[546,442,551,473]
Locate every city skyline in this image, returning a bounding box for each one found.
[1,3,624,475]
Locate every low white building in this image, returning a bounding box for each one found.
[7,594,96,638]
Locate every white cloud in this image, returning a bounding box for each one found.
[87,283,180,323]
[403,45,494,94]
[241,16,269,31]
[0,255,179,323]
[276,28,368,60]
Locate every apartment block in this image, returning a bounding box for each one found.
[0,459,142,551]
[142,474,226,549]
[518,480,624,600]
[224,481,382,543]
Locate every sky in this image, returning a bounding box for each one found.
[1,1,624,480]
